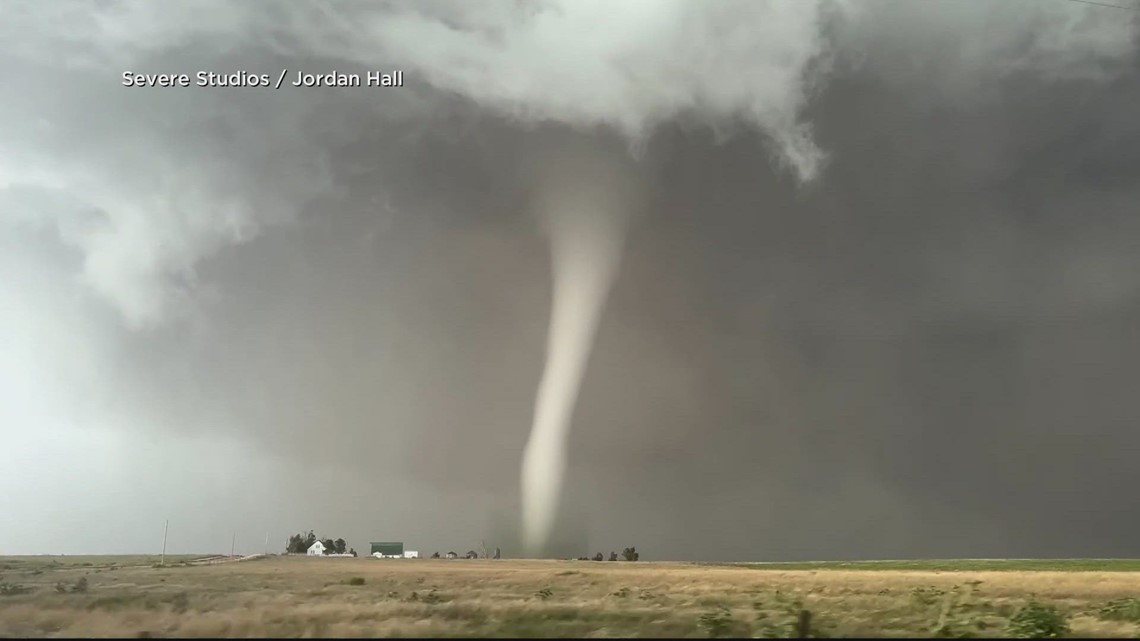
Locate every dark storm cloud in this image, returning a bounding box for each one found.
[563,33,1140,559]
[2,0,1138,558]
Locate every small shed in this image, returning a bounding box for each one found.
[307,541,326,556]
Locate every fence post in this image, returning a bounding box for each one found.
[796,609,812,638]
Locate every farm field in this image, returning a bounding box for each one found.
[1,556,207,570]
[1,556,1139,637]
[719,559,1140,573]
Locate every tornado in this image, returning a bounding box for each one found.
[521,148,640,557]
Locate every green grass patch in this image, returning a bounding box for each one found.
[85,593,150,611]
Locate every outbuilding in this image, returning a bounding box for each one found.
[370,541,404,558]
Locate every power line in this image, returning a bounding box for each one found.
[1065,0,1140,11]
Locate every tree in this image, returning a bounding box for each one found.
[349,548,357,557]
[609,552,618,562]
[285,534,302,554]
[285,530,317,554]
[593,552,604,562]
[321,538,336,555]
[431,552,441,559]
[622,547,639,561]
[465,550,479,559]
[334,538,347,554]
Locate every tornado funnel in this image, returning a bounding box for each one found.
[521,146,642,557]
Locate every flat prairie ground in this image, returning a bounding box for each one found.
[2,556,1140,637]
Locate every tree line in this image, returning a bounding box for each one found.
[285,530,356,556]
[577,547,640,562]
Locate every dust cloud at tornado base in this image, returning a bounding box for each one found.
[1,0,1139,558]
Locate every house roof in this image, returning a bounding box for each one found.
[370,541,404,554]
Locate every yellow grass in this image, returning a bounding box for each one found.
[1,556,1138,637]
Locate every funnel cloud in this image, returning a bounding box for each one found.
[2,1,1139,560]
[521,148,643,556]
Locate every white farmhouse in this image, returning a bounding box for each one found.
[307,540,326,556]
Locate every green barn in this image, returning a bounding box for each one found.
[370,541,405,557]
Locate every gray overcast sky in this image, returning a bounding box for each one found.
[1,0,1139,560]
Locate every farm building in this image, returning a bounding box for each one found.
[370,541,404,558]
[307,540,326,556]
[404,551,420,559]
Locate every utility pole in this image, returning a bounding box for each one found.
[264,532,269,556]
[161,519,169,567]
[481,540,488,560]
[231,532,236,558]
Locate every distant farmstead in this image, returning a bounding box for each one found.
[307,541,326,556]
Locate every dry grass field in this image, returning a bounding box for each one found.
[2,555,1140,637]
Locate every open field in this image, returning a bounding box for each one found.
[2,556,1140,637]
[719,559,1140,573]
[1,556,210,571]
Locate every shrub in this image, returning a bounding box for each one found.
[534,587,553,601]
[911,586,946,607]
[1097,598,1140,623]
[698,605,733,638]
[346,577,365,586]
[0,583,31,596]
[1006,601,1069,638]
